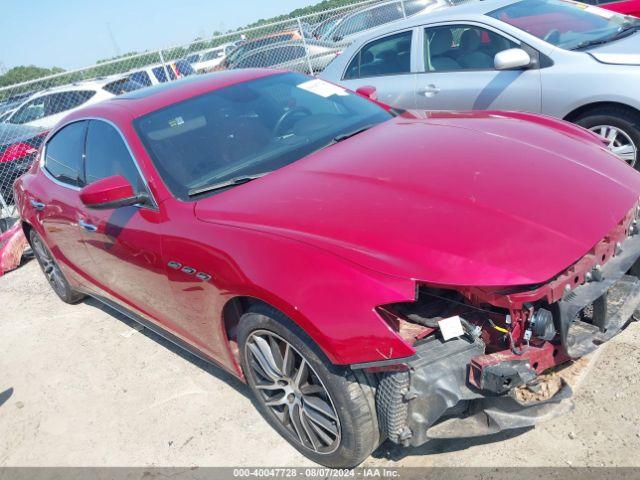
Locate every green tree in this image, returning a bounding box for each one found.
[0,65,65,88]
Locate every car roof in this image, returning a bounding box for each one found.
[410,0,516,21]
[69,68,285,121]
[337,0,516,43]
[25,78,114,99]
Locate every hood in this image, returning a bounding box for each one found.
[195,112,640,287]
[589,31,640,64]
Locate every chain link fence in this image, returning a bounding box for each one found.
[0,0,462,221]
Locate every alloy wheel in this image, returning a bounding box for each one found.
[244,330,341,454]
[32,235,67,297]
[589,125,638,167]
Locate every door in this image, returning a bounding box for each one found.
[415,24,542,112]
[340,29,418,108]
[78,120,175,327]
[36,121,94,276]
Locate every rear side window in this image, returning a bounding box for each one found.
[44,121,87,187]
[344,30,412,79]
[84,121,143,193]
[130,71,153,87]
[47,91,96,116]
[152,66,169,83]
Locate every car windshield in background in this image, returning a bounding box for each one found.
[134,72,391,199]
[488,0,637,50]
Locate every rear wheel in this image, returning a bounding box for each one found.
[573,107,640,169]
[30,230,85,304]
[237,304,380,468]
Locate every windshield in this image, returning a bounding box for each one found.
[134,72,391,200]
[488,0,636,50]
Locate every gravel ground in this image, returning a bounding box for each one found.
[1,260,639,468]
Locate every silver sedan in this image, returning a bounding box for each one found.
[320,0,640,167]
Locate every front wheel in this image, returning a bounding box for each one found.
[237,304,380,468]
[574,107,640,169]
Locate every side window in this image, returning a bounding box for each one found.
[235,51,266,69]
[8,96,47,124]
[44,121,86,187]
[424,25,518,72]
[152,66,169,83]
[46,91,96,116]
[266,46,305,65]
[130,71,152,87]
[84,121,143,194]
[344,30,412,80]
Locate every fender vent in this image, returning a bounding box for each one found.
[376,371,410,444]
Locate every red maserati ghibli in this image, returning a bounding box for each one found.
[13,69,640,467]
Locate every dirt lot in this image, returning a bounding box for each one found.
[1,259,640,468]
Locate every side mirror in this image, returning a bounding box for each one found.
[80,175,146,210]
[356,85,378,101]
[494,48,532,70]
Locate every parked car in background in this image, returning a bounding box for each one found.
[0,123,48,205]
[315,0,448,43]
[321,0,640,167]
[126,59,196,87]
[3,79,118,129]
[588,0,640,17]
[217,30,305,70]
[187,43,238,73]
[228,40,341,73]
[0,91,35,117]
[14,69,640,468]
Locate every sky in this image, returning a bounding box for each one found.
[0,0,319,71]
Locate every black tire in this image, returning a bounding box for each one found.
[573,106,640,169]
[237,304,380,468]
[30,230,85,304]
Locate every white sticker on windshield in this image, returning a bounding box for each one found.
[297,79,348,98]
[168,116,185,127]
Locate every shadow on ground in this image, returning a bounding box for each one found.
[372,427,533,462]
[0,387,14,409]
[82,297,251,400]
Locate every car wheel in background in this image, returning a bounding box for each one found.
[574,107,640,169]
[237,304,380,468]
[30,230,85,304]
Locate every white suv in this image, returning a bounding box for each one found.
[4,79,117,129]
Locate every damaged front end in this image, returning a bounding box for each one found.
[360,204,640,447]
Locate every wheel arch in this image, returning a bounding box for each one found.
[564,101,640,123]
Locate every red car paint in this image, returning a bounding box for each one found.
[0,223,28,276]
[602,0,640,18]
[13,70,640,380]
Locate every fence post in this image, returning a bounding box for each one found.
[297,17,315,76]
[158,49,171,82]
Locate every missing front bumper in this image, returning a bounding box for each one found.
[375,337,577,447]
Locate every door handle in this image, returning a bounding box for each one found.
[420,84,441,97]
[78,219,98,232]
[30,199,46,211]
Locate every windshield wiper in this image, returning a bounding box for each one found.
[188,172,271,196]
[332,124,376,143]
[572,22,640,50]
[314,124,377,154]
